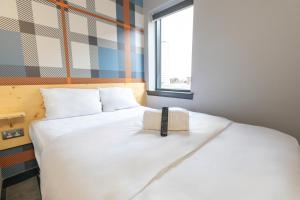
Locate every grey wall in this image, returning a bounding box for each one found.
[144,0,300,141]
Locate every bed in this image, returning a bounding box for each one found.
[29,106,300,200]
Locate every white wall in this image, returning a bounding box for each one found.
[144,0,300,141]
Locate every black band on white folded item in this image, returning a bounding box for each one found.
[160,107,168,137]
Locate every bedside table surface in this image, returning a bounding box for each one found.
[0,112,26,120]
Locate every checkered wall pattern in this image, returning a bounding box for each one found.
[0,0,144,84]
[0,144,37,179]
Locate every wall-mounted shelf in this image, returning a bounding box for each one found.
[0,112,26,120]
[0,112,26,128]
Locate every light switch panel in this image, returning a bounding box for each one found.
[2,128,24,140]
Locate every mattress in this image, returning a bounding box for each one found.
[29,107,300,200]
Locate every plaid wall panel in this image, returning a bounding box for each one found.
[0,0,144,84]
[0,0,67,79]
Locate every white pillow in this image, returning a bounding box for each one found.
[41,88,102,119]
[99,87,139,112]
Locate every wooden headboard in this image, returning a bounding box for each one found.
[0,83,146,150]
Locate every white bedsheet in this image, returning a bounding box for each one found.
[29,106,148,165]
[135,123,300,200]
[29,107,300,200]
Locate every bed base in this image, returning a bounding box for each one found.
[1,167,40,200]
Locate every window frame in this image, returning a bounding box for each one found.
[154,0,194,94]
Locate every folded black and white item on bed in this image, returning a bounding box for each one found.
[143,107,189,131]
[160,107,169,137]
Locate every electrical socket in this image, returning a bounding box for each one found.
[2,128,24,140]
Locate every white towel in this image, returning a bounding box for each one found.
[143,107,189,131]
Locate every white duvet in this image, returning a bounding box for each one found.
[31,107,300,200]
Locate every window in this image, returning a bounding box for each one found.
[154,0,194,92]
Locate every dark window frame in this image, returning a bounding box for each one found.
[150,0,194,99]
[152,0,194,21]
